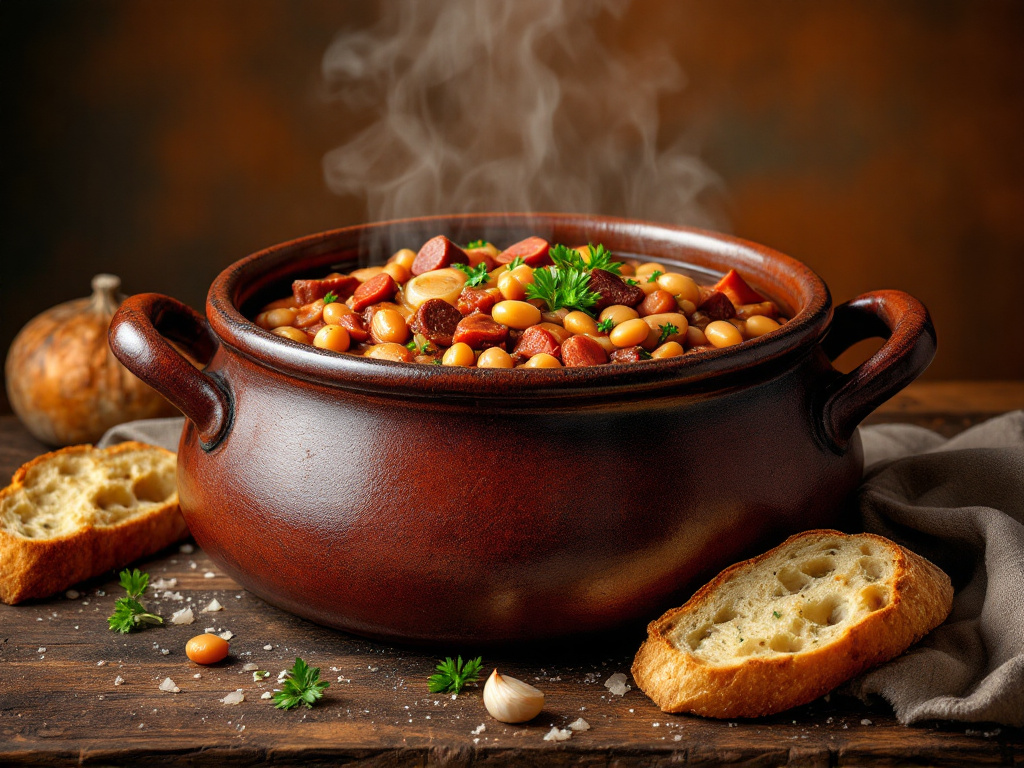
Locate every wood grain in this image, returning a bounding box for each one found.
[1,382,1022,766]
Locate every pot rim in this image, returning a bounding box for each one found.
[206,213,832,398]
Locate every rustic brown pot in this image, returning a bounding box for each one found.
[108,214,935,645]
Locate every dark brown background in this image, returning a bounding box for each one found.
[3,0,1023,413]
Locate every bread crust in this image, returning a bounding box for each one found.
[631,529,953,718]
[0,442,187,604]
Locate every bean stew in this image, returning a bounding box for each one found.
[253,235,788,368]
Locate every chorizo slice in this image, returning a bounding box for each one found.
[411,235,470,276]
[337,313,370,343]
[513,325,560,361]
[411,299,464,347]
[589,268,645,311]
[456,287,498,316]
[561,334,609,367]
[351,273,399,312]
[292,275,359,305]
[451,314,510,350]
[610,345,652,364]
[698,290,737,321]
[495,236,551,266]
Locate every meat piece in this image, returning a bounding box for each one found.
[292,276,359,306]
[561,335,609,367]
[589,269,645,312]
[456,287,498,316]
[337,313,369,343]
[351,274,398,312]
[713,269,765,305]
[495,236,551,266]
[698,291,736,321]
[411,236,470,276]
[294,300,325,328]
[411,299,463,347]
[638,289,677,317]
[512,326,560,361]
[610,345,651,364]
[451,314,509,350]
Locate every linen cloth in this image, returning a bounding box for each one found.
[99,413,1024,727]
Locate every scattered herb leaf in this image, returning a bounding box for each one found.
[465,239,489,250]
[453,262,491,288]
[405,335,432,355]
[107,569,162,634]
[428,655,483,695]
[638,348,653,360]
[646,270,663,283]
[525,266,601,316]
[773,611,782,619]
[322,291,339,305]
[273,657,330,710]
[596,317,616,334]
[625,278,639,286]
[658,323,680,344]
[505,255,526,271]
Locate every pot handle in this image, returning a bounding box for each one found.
[818,290,936,452]
[109,293,231,449]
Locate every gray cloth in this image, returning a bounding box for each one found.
[98,412,1024,727]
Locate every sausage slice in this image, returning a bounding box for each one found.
[561,335,609,367]
[495,236,551,266]
[351,273,399,312]
[451,314,509,350]
[513,326,560,361]
[412,236,470,275]
[411,299,464,347]
[292,275,359,305]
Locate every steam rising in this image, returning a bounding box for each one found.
[322,0,721,227]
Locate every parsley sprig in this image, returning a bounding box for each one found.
[505,255,526,271]
[428,656,483,695]
[322,291,339,305]
[107,569,162,634]
[549,243,622,275]
[453,262,491,288]
[646,270,663,284]
[526,265,601,315]
[658,323,680,344]
[273,657,330,710]
[596,317,615,333]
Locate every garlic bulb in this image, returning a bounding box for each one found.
[4,274,177,446]
[482,669,544,723]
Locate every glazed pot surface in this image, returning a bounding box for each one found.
[109,214,936,645]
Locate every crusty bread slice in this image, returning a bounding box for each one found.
[0,442,186,604]
[632,529,953,718]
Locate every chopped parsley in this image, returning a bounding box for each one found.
[453,262,491,288]
[428,656,483,695]
[625,278,639,286]
[505,255,526,271]
[596,317,616,334]
[646,270,663,283]
[322,291,339,305]
[658,323,680,344]
[107,569,162,634]
[525,265,601,315]
[273,657,330,710]
[465,239,489,250]
[548,243,622,275]
[773,611,782,619]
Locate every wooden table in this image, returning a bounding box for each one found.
[2,381,1022,766]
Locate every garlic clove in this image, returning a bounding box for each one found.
[482,668,544,724]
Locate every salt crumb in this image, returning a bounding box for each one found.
[96,590,106,596]
[179,543,195,554]
[114,676,125,686]
[97,660,107,667]
[170,607,195,625]
[189,562,197,569]
[568,718,590,731]
[263,644,273,651]
[261,692,273,699]
[278,670,290,681]
[218,630,234,641]
[159,677,180,693]
[162,591,184,601]
[861,719,873,726]
[160,649,170,656]
[194,673,202,679]
[604,672,632,697]
[205,627,216,633]
[65,590,80,600]
[221,689,245,705]
[368,666,379,672]
[674,734,682,741]
[471,724,486,735]
[152,578,177,590]
[203,599,223,612]
[37,647,46,653]
[204,572,216,579]
[543,727,572,742]
[242,663,259,672]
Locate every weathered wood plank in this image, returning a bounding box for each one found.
[1,386,1021,766]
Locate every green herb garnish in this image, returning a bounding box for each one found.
[322,291,339,305]
[646,270,663,283]
[638,348,653,360]
[596,317,615,334]
[658,323,680,344]
[505,255,526,271]
[548,243,622,275]
[428,655,483,695]
[453,262,491,288]
[107,569,162,634]
[405,334,431,355]
[465,239,489,250]
[525,266,602,316]
[625,278,639,286]
[273,657,330,710]
[583,243,622,275]
[773,611,782,619]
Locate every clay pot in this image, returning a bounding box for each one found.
[108,214,935,645]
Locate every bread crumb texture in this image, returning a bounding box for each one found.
[0,442,186,603]
[671,534,893,663]
[632,529,953,718]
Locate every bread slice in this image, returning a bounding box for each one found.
[632,529,953,718]
[0,442,187,604]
